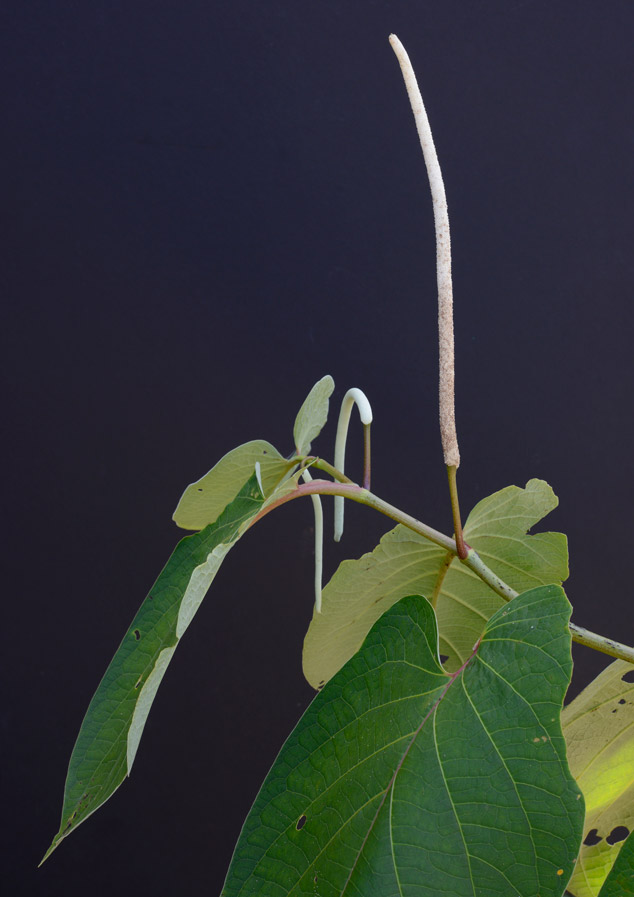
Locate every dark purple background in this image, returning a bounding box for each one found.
[3,2,633,894]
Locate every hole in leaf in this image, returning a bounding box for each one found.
[197,488,203,492]
[612,708,618,713]
[317,680,325,691]
[606,826,630,845]
[133,629,141,640]
[619,699,626,705]
[621,670,634,683]
[439,654,449,664]
[583,829,602,846]
[296,815,307,830]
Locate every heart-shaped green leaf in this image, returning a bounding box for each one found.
[223,585,583,896]
[563,660,634,897]
[303,478,567,688]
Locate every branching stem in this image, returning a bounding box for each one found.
[251,472,634,665]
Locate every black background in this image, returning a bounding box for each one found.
[3,2,633,895]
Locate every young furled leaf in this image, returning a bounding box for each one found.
[293,374,335,456]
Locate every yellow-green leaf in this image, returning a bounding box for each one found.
[292,374,334,455]
[172,440,294,530]
[563,660,634,897]
[303,478,568,689]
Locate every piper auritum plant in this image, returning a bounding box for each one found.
[42,34,634,897]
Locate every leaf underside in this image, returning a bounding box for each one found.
[293,374,335,456]
[223,585,583,897]
[562,659,634,897]
[303,478,568,689]
[172,439,294,531]
[42,473,268,863]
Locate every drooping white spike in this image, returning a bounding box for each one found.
[301,468,324,613]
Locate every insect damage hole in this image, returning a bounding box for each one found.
[621,669,634,683]
[583,829,603,846]
[606,826,630,845]
[296,814,307,830]
[133,629,141,641]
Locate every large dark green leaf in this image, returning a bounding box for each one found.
[223,585,583,896]
[43,473,267,863]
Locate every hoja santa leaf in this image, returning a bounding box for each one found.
[303,478,567,689]
[173,439,294,531]
[562,660,634,897]
[293,374,335,456]
[42,472,268,864]
[223,585,584,897]
[598,829,634,897]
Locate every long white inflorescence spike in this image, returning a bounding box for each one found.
[389,34,460,469]
[300,468,324,613]
[334,388,373,541]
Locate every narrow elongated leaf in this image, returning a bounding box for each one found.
[303,478,567,688]
[223,585,583,896]
[173,439,294,530]
[43,473,267,863]
[599,830,634,896]
[562,660,634,897]
[293,375,335,455]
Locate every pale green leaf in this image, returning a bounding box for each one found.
[173,439,294,530]
[303,478,567,688]
[42,473,267,864]
[563,660,634,897]
[293,375,335,455]
[598,830,634,896]
[223,585,584,896]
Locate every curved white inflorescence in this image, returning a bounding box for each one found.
[334,388,373,542]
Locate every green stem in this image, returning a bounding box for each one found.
[568,623,634,665]
[253,474,634,666]
[447,465,467,559]
[305,456,356,484]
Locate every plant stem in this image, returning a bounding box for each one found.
[363,423,371,490]
[568,623,634,665]
[305,456,356,484]
[252,474,634,666]
[447,465,467,559]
